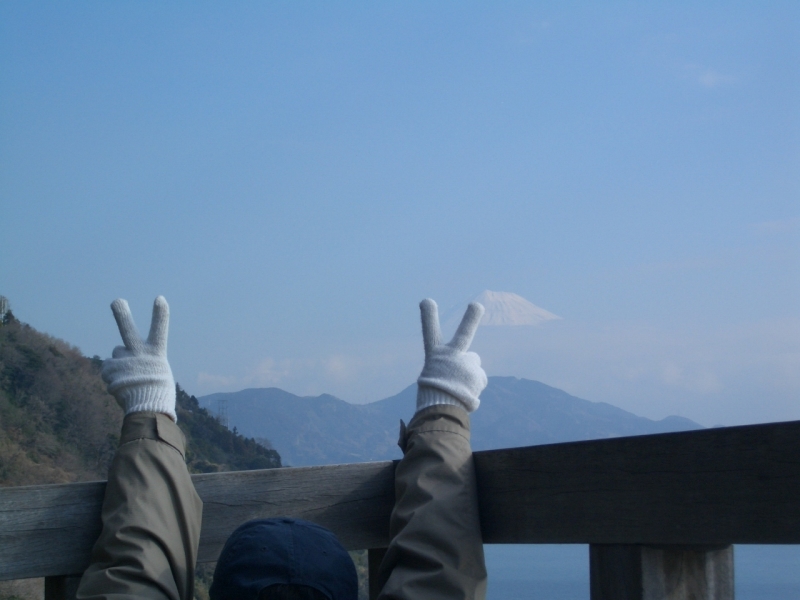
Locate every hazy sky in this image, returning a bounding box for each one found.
[2,2,798,426]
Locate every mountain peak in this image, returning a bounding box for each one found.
[472,290,560,326]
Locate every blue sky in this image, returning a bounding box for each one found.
[1,2,798,426]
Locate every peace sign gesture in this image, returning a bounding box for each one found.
[416,299,488,413]
[101,296,177,422]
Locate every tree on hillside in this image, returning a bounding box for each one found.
[0,296,16,326]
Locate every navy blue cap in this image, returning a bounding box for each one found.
[210,518,358,600]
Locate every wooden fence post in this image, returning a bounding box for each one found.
[590,545,734,600]
[44,575,81,600]
[368,548,388,600]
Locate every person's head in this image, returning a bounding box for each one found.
[210,518,358,600]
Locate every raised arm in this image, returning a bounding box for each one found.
[77,297,202,600]
[377,299,488,600]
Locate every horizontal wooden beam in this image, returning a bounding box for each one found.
[192,461,396,563]
[474,419,800,545]
[0,461,396,581]
[1,420,799,581]
[0,480,107,582]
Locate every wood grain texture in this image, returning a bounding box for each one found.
[192,461,396,563]
[475,420,800,544]
[0,480,106,582]
[589,545,734,600]
[590,545,643,600]
[2,420,799,581]
[640,545,733,600]
[0,462,396,580]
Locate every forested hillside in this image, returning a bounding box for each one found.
[176,385,282,473]
[0,313,281,487]
[0,312,122,485]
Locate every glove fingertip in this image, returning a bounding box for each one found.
[110,298,129,313]
[468,301,485,319]
[420,298,437,311]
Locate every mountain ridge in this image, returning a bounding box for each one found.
[200,377,702,467]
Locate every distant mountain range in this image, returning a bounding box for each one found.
[199,377,702,467]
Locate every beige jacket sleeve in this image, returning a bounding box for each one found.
[77,412,203,600]
[377,404,487,600]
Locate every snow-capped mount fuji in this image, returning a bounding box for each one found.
[469,290,560,326]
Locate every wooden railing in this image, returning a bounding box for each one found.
[2,420,800,600]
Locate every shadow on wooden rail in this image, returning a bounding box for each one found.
[2,420,800,599]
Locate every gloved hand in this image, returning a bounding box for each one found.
[101,296,177,422]
[416,298,488,414]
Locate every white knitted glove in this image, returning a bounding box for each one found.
[101,296,177,422]
[416,298,488,414]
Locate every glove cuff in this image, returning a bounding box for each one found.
[118,384,177,422]
[416,383,480,414]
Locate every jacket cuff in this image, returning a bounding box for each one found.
[119,412,187,459]
[397,403,471,454]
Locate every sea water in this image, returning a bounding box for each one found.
[485,545,588,599]
[484,545,800,600]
